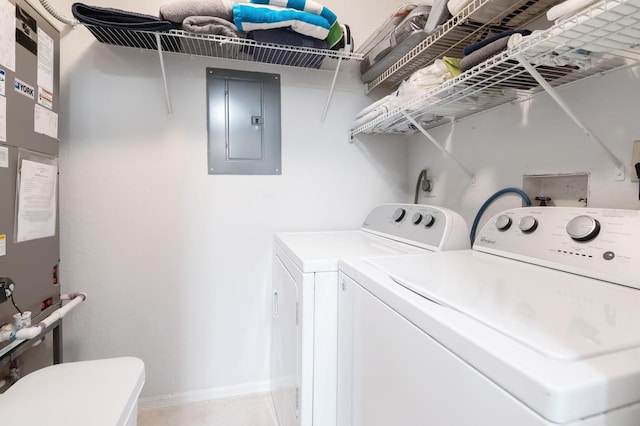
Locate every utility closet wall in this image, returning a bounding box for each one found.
[52,0,411,401]
[409,65,640,230]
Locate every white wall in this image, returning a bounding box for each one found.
[54,0,411,400]
[407,65,640,233]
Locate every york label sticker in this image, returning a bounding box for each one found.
[14,78,35,99]
[0,235,5,256]
[0,69,5,96]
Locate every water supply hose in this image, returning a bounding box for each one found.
[469,188,532,245]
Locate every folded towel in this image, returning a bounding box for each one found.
[353,105,389,129]
[247,28,327,68]
[447,0,473,16]
[72,3,178,31]
[233,4,330,39]
[460,36,510,72]
[183,16,242,37]
[507,32,595,71]
[546,0,600,22]
[160,0,234,23]
[72,3,180,50]
[442,56,462,77]
[326,21,342,50]
[463,29,531,56]
[407,59,452,90]
[249,0,337,26]
[355,94,394,119]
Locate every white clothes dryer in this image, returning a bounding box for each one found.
[338,207,640,426]
[271,203,469,426]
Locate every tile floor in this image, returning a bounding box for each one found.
[138,392,278,426]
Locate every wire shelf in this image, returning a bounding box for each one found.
[365,0,563,93]
[351,0,640,137]
[81,25,363,70]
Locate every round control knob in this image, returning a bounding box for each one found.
[566,215,601,242]
[518,216,538,233]
[393,208,406,223]
[495,215,512,231]
[412,213,423,225]
[423,214,435,228]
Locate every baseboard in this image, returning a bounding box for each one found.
[138,380,272,410]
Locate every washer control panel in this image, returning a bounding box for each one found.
[474,207,640,289]
[361,204,469,251]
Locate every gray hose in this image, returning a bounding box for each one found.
[38,0,79,26]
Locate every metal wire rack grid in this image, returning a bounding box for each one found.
[365,0,563,93]
[80,25,363,70]
[351,0,640,137]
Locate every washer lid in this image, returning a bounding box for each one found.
[275,231,427,273]
[0,357,145,426]
[370,251,640,361]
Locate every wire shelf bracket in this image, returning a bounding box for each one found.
[156,33,173,118]
[515,54,625,181]
[401,111,475,183]
[77,25,363,119]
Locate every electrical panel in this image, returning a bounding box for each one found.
[206,68,282,175]
[0,0,61,354]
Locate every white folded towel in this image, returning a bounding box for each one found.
[546,0,600,22]
[447,0,473,16]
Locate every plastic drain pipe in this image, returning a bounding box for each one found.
[0,293,87,343]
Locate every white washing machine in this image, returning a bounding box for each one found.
[337,207,640,426]
[270,203,469,426]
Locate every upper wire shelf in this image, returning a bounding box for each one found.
[80,25,364,70]
[365,0,564,93]
[351,0,640,137]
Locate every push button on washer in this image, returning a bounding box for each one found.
[603,251,615,261]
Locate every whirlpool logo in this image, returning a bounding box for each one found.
[14,79,35,99]
[479,237,496,245]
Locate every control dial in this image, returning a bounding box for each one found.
[518,216,538,233]
[423,214,435,228]
[412,213,423,225]
[566,215,601,242]
[495,215,512,231]
[393,208,406,223]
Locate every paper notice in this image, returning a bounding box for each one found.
[34,103,58,139]
[0,145,7,167]
[0,234,5,256]
[37,28,53,92]
[0,0,15,72]
[16,159,57,242]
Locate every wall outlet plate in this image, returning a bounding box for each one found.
[632,140,640,183]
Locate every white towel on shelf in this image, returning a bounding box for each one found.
[546,0,600,22]
[447,0,473,16]
[353,105,389,129]
[508,31,595,70]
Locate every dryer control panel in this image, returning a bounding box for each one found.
[474,207,640,289]
[361,204,470,252]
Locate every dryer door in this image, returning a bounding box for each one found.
[271,254,300,426]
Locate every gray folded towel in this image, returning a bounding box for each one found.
[460,37,510,72]
[183,16,241,37]
[160,0,233,23]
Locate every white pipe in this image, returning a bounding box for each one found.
[38,294,85,329]
[0,293,87,343]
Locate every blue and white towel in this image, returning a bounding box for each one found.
[249,0,336,26]
[233,4,330,39]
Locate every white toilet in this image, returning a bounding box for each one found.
[0,357,145,426]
